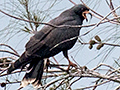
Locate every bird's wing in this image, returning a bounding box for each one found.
[25,11,80,56]
[25,15,63,50]
[25,25,54,55]
[25,15,64,55]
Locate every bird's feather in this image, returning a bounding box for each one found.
[7,4,90,89]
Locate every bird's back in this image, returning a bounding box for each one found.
[25,9,83,58]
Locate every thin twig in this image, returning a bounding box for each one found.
[79,41,120,48]
[69,0,77,5]
[67,77,82,89]
[52,57,59,65]
[0,9,120,30]
[0,50,20,57]
[92,63,117,71]
[24,0,34,31]
[0,44,20,57]
[75,80,110,90]
[0,9,57,28]
[43,75,70,89]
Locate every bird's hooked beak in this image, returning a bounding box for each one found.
[82,11,92,22]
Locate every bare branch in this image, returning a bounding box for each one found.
[67,77,82,89]
[0,9,57,28]
[0,50,20,57]
[69,0,77,5]
[0,44,20,57]
[79,41,120,48]
[75,80,110,90]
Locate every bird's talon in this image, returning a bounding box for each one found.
[67,62,77,71]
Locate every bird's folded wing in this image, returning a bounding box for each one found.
[25,25,54,54]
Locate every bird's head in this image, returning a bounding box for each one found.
[72,4,92,21]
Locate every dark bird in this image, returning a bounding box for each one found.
[7,4,91,88]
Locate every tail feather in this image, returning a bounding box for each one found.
[7,52,31,74]
[7,52,44,88]
[20,59,44,88]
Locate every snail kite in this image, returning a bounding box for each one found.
[7,4,91,88]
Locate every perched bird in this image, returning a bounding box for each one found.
[7,4,91,88]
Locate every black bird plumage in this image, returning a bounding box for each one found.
[7,4,90,88]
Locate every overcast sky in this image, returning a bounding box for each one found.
[0,0,120,90]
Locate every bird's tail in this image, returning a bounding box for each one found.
[20,59,44,88]
[7,52,31,74]
[7,52,44,88]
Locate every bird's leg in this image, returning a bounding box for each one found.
[67,58,77,70]
[44,59,50,72]
[63,51,77,71]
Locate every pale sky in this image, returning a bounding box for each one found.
[0,0,120,90]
